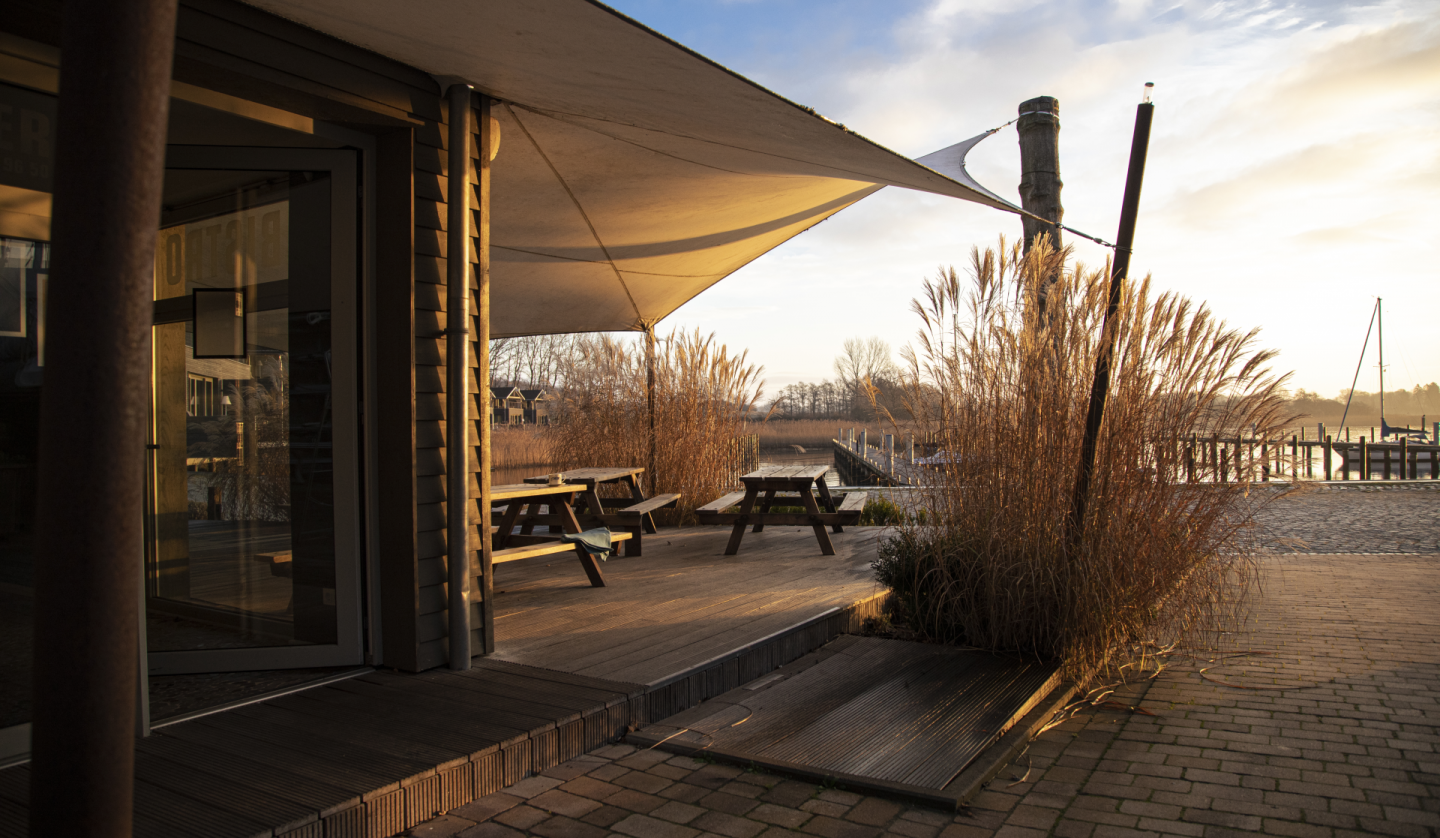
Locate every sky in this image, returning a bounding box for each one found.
[602,0,1440,402]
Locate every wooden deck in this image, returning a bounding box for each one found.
[0,525,892,838]
[490,525,888,686]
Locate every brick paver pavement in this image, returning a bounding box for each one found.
[1253,484,1439,554]
[403,552,1439,838]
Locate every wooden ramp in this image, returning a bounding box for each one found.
[630,636,1062,809]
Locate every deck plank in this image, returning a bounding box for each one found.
[492,526,884,684]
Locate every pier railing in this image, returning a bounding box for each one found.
[830,426,1439,485]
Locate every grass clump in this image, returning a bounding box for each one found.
[877,237,1291,679]
[548,329,762,524]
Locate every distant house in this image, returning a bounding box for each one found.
[519,389,552,425]
[490,386,523,425]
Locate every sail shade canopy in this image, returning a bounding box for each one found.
[247,0,1017,336]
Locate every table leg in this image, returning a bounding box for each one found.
[556,494,606,587]
[753,489,777,533]
[519,502,541,535]
[492,502,525,549]
[814,478,843,533]
[725,487,759,555]
[799,489,836,555]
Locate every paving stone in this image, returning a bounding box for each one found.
[651,801,707,825]
[749,802,812,828]
[409,814,477,838]
[494,804,550,830]
[844,797,903,827]
[612,813,702,838]
[691,811,767,838]
[508,775,566,799]
[659,783,710,805]
[450,793,524,823]
[800,814,883,838]
[606,789,670,814]
[530,815,611,838]
[697,791,760,817]
[531,790,605,819]
[615,772,676,795]
[579,805,631,828]
[456,822,524,838]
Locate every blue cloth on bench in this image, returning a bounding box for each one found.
[560,528,614,560]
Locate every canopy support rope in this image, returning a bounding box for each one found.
[505,103,644,323]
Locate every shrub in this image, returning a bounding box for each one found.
[879,237,1291,678]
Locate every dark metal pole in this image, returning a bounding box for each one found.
[28,0,179,835]
[645,325,657,496]
[446,84,473,669]
[1067,85,1155,544]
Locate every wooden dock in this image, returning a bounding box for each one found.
[0,526,893,838]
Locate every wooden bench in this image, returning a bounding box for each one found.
[697,492,746,513]
[609,493,680,556]
[503,494,681,557]
[837,492,867,513]
[491,531,634,587]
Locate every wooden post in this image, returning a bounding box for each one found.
[1400,437,1409,479]
[1291,435,1298,479]
[1359,437,1369,481]
[908,433,915,464]
[29,1,179,835]
[1324,435,1333,481]
[1017,96,1063,309]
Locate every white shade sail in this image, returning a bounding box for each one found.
[249,0,1020,336]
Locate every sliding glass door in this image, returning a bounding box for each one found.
[145,146,361,674]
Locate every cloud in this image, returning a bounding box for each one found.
[610,0,1440,398]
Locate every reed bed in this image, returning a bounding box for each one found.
[490,426,553,471]
[877,238,1292,679]
[751,419,843,451]
[547,329,763,524]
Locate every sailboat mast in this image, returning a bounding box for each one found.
[1378,297,1384,425]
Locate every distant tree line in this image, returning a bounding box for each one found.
[768,336,908,421]
[1289,382,1440,423]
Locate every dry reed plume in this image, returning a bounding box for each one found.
[547,330,763,524]
[877,238,1293,679]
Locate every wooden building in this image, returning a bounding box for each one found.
[0,1,1017,831]
[488,385,523,426]
[519,388,551,425]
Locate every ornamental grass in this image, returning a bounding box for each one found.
[875,237,1293,679]
[547,329,763,524]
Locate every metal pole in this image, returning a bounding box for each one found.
[646,325,657,496]
[29,1,178,835]
[446,84,472,669]
[475,97,496,654]
[1067,84,1155,544]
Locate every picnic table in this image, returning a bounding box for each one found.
[490,483,633,587]
[519,467,679,556]
[696,465,865,556]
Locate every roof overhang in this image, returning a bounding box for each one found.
[246,0,1018,336]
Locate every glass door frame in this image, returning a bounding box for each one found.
[146,145,363,675]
